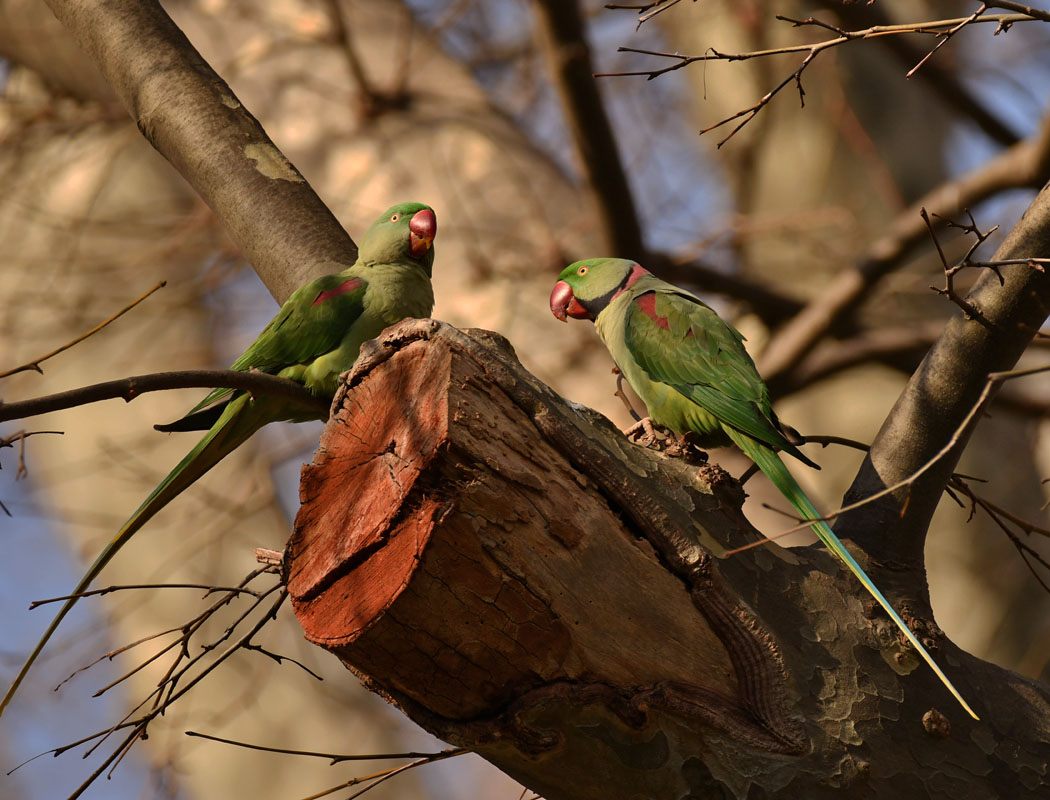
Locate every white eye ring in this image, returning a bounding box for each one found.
[578,265,589,275]
[390,213,400,222]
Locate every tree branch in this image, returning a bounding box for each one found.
[285,319,1050,799]
[650,253,806,324]
[0,370,328,423]
[43,0,359,303]
[839,183,1050,594]
[533,0,646,260]
[761,113,1050,387]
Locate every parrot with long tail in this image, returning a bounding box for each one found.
[549,257,978,720]
[1,201,437,716]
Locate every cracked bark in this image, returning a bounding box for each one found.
[285,319,1050,800]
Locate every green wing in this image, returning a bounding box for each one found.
[182,273,368,417]
[625,288,811,462]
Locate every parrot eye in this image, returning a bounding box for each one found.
[577,265,589,275]
[390,213,400,222]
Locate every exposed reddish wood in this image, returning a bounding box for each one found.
[287,334,741,722]
[285,320,1050,800]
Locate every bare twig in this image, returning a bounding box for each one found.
[9,577,287,798]
[295,749,466,800]
[922,208,994,322]
[0,281,166,379]
[986,1,1050,23]
[0,369,328,423]
[948,476,1050,594]
[28,583,263,608]
[604,0,692,26]
[906,4,987,78]
[183,731,462,765]
[599,12,1037,146]
[0,430,64,479]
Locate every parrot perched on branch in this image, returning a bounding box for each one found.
[549,256,979,721]
[0,201,437,717]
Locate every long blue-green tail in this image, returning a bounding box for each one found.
[0,395,264,718]
[731,432,980,720]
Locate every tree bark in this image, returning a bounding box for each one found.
[286,319,1050,800]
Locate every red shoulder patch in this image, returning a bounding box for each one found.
[313,277,364,306]
[635,292,671,330]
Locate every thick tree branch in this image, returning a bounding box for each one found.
[533,0,646,260]
[0,370,328,423]
[775,322,948,393]
[760,114,1050,385]
[650,253,806,325]
[286,319,1050,800]
[840,184,1050,593]
[43,0,359,303]
[530,1,810,324]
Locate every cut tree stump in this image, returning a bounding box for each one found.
[285,319,1050,800]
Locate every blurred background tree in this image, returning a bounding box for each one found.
[1,1,1048,797]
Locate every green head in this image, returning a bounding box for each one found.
[358,201,437,275]
[550,257,650,322]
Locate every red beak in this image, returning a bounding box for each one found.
[549,280,590,322]
[409,208,436,257]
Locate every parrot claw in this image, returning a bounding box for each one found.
[624,418,708,465]
[621,417,705,461]
[624,416,662,443]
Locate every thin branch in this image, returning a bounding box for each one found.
[948,476,1050,595]
[906,4,987,78]
[183,731,461,765]
[986,1,1050,23]
[241,642,324,681]
[0,281,166,379]
[603,14,1034,80]
[604,0,691,26]
[0,430,64,479]
[295,750,465,800]
[598,12,1037,145]
[29,583,263,609]
[0,369,328,423]
[922,207,997,323]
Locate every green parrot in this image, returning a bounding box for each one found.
[0,201,437,717]
[550,257,978,721]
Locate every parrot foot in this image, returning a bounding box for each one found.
[624,416,664,446]
[624,419,709,465]
[667,432,709,465]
